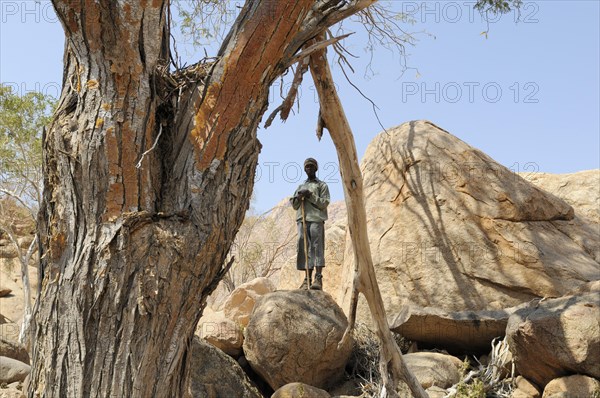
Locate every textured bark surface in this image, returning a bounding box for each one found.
[30,1,375,397]
[309,46,427,398]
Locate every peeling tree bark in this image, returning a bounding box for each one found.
[30,1,375,397]
[308,45,428,398]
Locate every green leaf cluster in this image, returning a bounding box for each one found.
[172,0,234,48]
[474,0,523,15]
[456,378,486,398]
[0,84,55,204]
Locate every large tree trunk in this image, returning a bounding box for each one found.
[30,1,374,397]
[309,46,427,398]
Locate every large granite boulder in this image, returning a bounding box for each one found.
[339,120,599,349]
[522,170,600,224]
[523,170,600,265]
[506,293,600,387]
[185,336,262,398]
[389,304,513,352]
[243,290,352,391]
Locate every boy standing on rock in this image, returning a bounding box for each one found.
[290,158,330,290]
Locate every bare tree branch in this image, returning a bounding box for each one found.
[281,32,353,70]
[309,37,427,398]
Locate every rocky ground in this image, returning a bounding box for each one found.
[0,217,35,397]
[1,120,598,397]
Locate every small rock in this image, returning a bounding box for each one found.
[403,352,463,389]
[195,310,243,357]
[0,356,30,384]
[542,374,600,398]
[7,381,20,389]
[223,277,275,327]
[0,337,30,364]
[272,382,331,398]
[0,287,12,297]
[425,385,447,398]
[186,336,261,398]
[511,376,541,398]
[0,388,23,398]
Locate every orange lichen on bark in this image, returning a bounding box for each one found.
[105,183,125,222]
[104,125,123,221]
[86,80,99,89]
[83,0,101,52]
[49,231,67,262]
[121,120,140,212]
[190,81,221,170]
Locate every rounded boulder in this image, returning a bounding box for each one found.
[243,290,352,391]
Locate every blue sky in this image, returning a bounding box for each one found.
[1,1,598,213]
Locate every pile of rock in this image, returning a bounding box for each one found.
[0,216,36,397]
[199,275,599,397]
[0,336,30,396]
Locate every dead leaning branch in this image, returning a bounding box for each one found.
[265,33,353,128]
[307,37,428,398]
